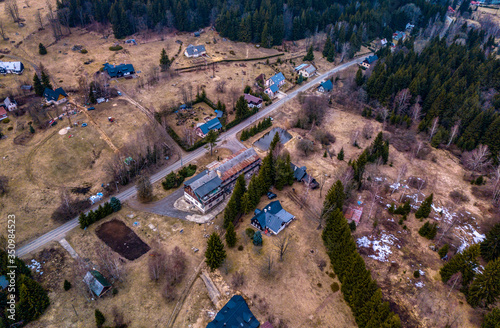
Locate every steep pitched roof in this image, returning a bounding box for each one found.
[43,87,67,101]
[252,200,294,234]
[268,83,279,93]
[83,270,111,297]
[319,80,333,92]
[185,44,206,56]
[301,64,316,74]
[207,295,259,328]
[214,109,223,118]
[294,63,308,71]
[290,163,307,181]
[244,94,263,104]
[185,170,222,199]
[269,72,285,85]
[199,118,222,135]
[366,55,378,64]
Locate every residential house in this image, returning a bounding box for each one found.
[196,117,223,138]
[184,148,261,213]
[393,31,406,42]
[206,295,259,328]
[317,80,333,93]
[43,87,68,105]
[380,38,388,47]
[265,72,285,88]
[251,200,295,235]
[83,270,111,297]
[291,163,319,189]
[125,39,137,45]
[264,83,280,98]
[294,63,308,72]
[360,54,378,69]
[0,106,7,121]
[298,64,316,78]
[0,61,24,74]
[405,23,415,31]
[244,94,263,108]
[103,63,135,78]
[3,97,17,111]
[184,44,206,58]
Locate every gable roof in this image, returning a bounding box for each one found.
[366,55,378,64]
[244,94,263,104]
[83,270,111,297]
[103,63,135,77]
[294,63,308,71]
[214,148,260,181]
[268,83,279,93]
[0,107,6,117]
[207,295,259,328]
[185,44,206,56]
[252,200,294,234]
[214,109,224,118]
[269,72,285,85]
[43,87,67,101]
[199,118,222,135]
[300,64,316,74]
[290,163,307,181]
[319,80,333,92]
[4,97,15,107]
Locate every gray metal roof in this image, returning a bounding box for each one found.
[185,44,206,56]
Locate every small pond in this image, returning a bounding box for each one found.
[253,127,292,151]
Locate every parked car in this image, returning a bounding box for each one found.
[81,123,88,127]
[117,91,122,96]
[87,107,95,111]
[267,192,277,199]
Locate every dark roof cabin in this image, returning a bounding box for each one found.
[290,163,319,189]
[103,63,135,78]
[83,270,112,297]
[206,295,259,328]
[251,200,295,235]
[43,87,68,102]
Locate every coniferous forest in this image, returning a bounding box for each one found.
[55,0,448,42]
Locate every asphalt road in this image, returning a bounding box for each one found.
[16,55,367,257]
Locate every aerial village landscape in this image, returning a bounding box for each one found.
[0,0,500,327]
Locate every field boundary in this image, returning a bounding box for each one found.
[174,53,285,72]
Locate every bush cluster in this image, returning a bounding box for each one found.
[78,197,121,229]
[240,117,272,141]
[162,164,197,190]
[418,221,438,239]
[109,45,123,51]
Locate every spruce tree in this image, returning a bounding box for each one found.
[323,180,345,214]
[95,309,106,327]
[225,222,237,248]
[323,35,331,57]
[415,194,433,219]
[481,223,500,262]
[29,124,35,134]
[33,73,44,96]
[89,85,96,104]
[355,68,364,86]
[40,70,52,90]
[38,43,47,55]
[110,197,121,212]
[63,279,72,291]
[337,147,344,160]
[205,232,226,271]
[327,46,335,62]
[17,275,50,322]
[482,308,500,328]
[223,174,246,228]
[159,48,170,71]
[253,230,262,246]
[304,45,314,61]
[235,96,249,119]
[467,258,500,307]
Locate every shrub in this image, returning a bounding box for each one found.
[80,49,88,54]
[413,270,420,278]
[245,228,255,239]
[2,118,10,124]
[38,43,47,55]
[237,245,244,251]
[7,126,13,131]
[349,221,356,231]
[330,282,340,292]
[449,190,469,203]
[63,279,72,291]
[109,45,123,51]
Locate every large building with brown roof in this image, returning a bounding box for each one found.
[183,148,261,213]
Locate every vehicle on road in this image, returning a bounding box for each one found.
[117,91,122,96]
[87,107,95,111]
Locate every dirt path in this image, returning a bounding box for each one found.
[25,129,59,183]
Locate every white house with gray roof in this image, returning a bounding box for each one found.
[298,64,316,78]
[184,44,207,58]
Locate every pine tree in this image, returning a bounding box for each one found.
[17,275,50,322]
[481,223,500,262]
[225,222,237,247]
[110,197,121,212]
[159,48,170,71]
[79,213,88,229]
[337,147,344,160]
[327,46,335,62]
[63,279,72,291]
[253,230,262,246]
[482,308,500,328]
[205,232,226,271]
[223,174,246,228]
[29,124,35,134]
[415,194,433,219]
[304,45,314,61]
[33,73,44,96]
[467,258,500,307]
[355,68,364,86]
[89,85,96,104]
[297,74,304,84]
[323,35,331,57]
[38,43,47,55]
[95,309,106,327]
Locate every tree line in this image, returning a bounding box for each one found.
[363,36,500,160]
[54,0,447,42]
[79,197,122,228]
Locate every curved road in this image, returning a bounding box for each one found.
[16,56,367,257]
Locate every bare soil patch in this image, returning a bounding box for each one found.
[96,219,150,260]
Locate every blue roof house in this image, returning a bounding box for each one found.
[196,117,222,138]
[266,72,285,88]
[251,200,295,235]
[317,80,333,93]
[207,295,259,328]
[103,63,135,78]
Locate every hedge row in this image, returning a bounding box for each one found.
[79,197,121,229]
[240,117,272,141]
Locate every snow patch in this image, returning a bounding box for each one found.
[357,233,399,262]
[415,281,425,288]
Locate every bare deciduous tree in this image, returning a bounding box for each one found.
[394,88,411,115]
[35,9,44,30]
[362,122,373,139]
[58,7,72,34]
[215,80,226,93]
[428,116,439,141]
[5,0,20,22]
[296,138,314,156]
[0,19,7,40]
[447,121,460,147]
[229,87,239,109]
[462,144,492,177]
[350,129,361,146]
[148,246,166,281]
[411,101,422,123]
[274,234,291,261]
[95,242,125,282]
[231,271,244,288]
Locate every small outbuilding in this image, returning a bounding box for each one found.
[83,270,111,297]
[290,163,319,189]
[3,97,17,111]
[0,107,7,121]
